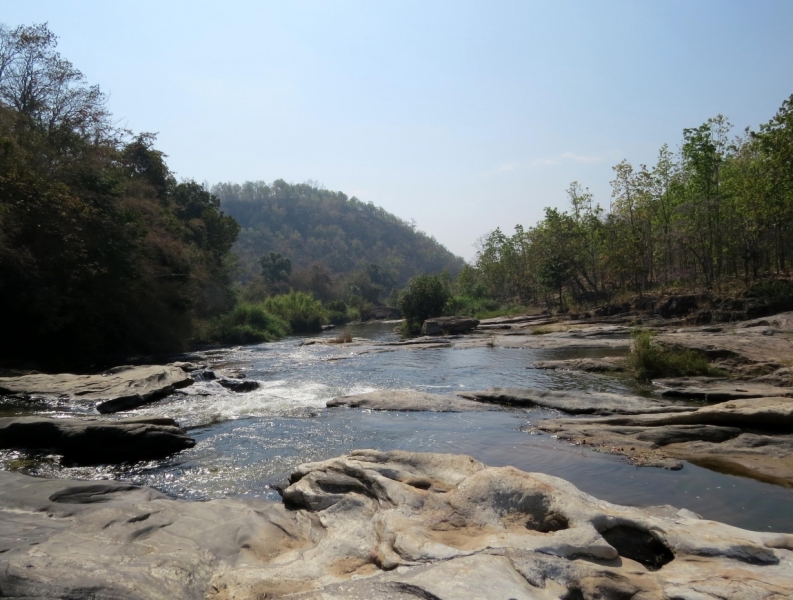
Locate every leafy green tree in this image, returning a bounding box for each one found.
[398,274,451,330]
[259,252,292,285]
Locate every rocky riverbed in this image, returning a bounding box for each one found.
[1,307,793,597]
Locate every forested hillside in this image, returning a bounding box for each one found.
[213,181,465,289]
[464,99,793,310]
[0,24,239,366]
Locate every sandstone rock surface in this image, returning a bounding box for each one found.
[0,365,193,413]
[2,451,792,599]
[328,390,495,412]
[0,416,195,464]
[420,316,480,336]
[538,397,793,485]
[655,377,793,401]
[459,387,695,416]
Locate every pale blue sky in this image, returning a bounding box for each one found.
[4,1,792,259]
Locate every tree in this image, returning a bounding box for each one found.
[260,252,292,285]
[398,274,451,330]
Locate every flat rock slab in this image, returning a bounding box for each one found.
[0,416,195,464]
[655,327,793,365]
[533,357,627,372]
[538,417,793,486]
[0,365,193,413]
[459,387,695,416]
[328,390,495,412]
[655,377,793,401]
[3,451,793,599]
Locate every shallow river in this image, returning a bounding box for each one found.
[3,322,792,533]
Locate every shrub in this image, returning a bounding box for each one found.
[629,330,718,381]
[398,274,451,331]
[200,303,290,345]
[263,291,327,332]
[326,299,350,325]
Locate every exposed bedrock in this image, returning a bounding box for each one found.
[458,387,695,416]
[537,397,793,485]
[420,316,480,336]
[328,389,495,412]
[0,416,195,464]
[2,451,792,599]
[532,357,627,372]
[0,364,193,413]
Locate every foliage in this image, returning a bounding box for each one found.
[198,303,290,345]
[0,24,239,367]
[398,274,452,331]
[325,299,351,325]
[213,180,466,291]
[465,94,793,310]
[259,252,292,285]
[629,331,717,381]
[262,291,327,333]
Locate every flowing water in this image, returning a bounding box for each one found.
[3,322,792,533]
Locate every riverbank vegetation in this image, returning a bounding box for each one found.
[629,331,719,381]
[457,97,793,313]
[0,24,239,367]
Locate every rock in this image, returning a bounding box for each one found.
[369,306,401,320]
[217,379,260,393]
[420,316,479,336]
[753,367,793,387]
[656,294,703,318]
[459,387,695,416]
[321,323,336,331]
[167,361,208,372]
[532,357,627,372]
[191,369,217,381]
[655,320,793,366]
[0,416,195,464]
[0,365,193,414]
[1,451,792,599]
[655,377,793,401]
[327,390,496,412]
[537,397,793,485]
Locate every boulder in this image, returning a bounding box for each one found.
[1,451,792,599]
[328,390,496,412]
[420,316,479,336]
[459,387,695,416]
[0,416,195,464]
[0,365,193,413]
[218,379,260,393]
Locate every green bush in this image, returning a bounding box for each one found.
[398,274,451,331]
[325,300,350,325]
[629,330,718,381]
[263,291,327,332]
[199,303,290,345]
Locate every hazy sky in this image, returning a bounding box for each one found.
[4,1,793,260]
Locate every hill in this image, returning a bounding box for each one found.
[213,180,466,294]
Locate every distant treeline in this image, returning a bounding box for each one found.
[465,102,793,309]
[214,180,465,298]
[0,24,239,366]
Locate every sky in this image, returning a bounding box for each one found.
[4,1,793,260]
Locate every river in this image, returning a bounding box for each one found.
[2,321,791,533]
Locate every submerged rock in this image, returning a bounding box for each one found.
[459,387,694,416]
[328,390,494,412]
[532,357,627,372]
[420,316,479,336]
[0,365,193,413]
[1,450,791,599]
[217,379,260,393]
[0,416,195,464]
